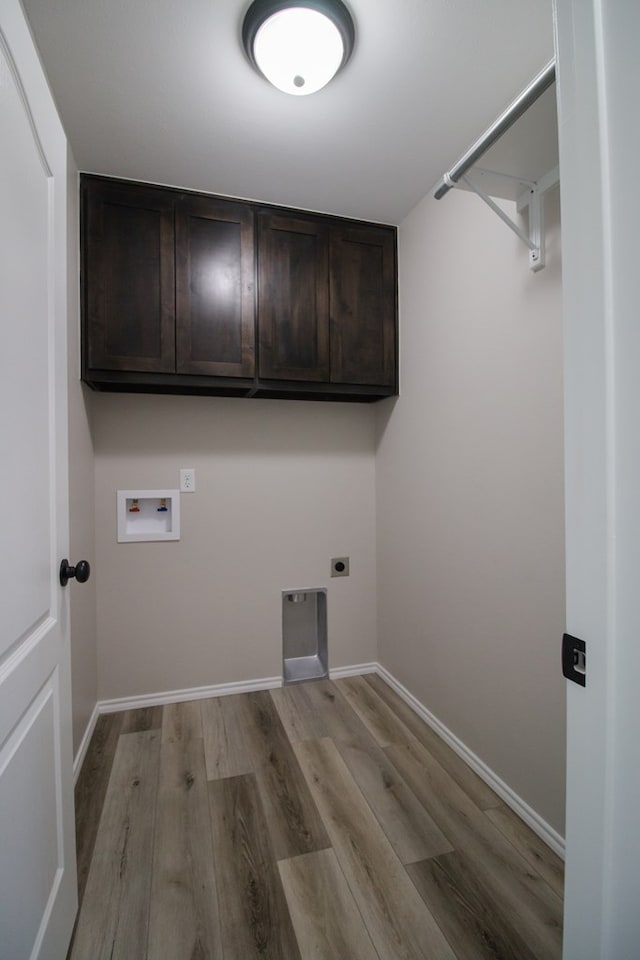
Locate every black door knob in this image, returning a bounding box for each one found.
[59,559,91,587]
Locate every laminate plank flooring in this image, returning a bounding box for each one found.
[70,675,564,960]
[161,698,203,743]
[272,679,452,864]
[336,736,454,864]
[205,690,330,861]
[278,849,379,960]
[70,730,161,960]
[271,677,371,743]
[209,773,301,960]
[365,672,502,811]
[147,739,223,960]
[120,704,163,733]
[484,804,565,899]
[335,674,416,747]
[407,852,540,960]
[73,712,122,902]
[201,695,253,780]
[294,737,457,960]
[386,738,563,960]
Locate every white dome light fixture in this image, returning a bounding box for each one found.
[242,0,355,97]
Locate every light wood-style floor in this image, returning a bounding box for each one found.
[69,674,563,959]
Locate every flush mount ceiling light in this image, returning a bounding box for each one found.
[242,0,355,96]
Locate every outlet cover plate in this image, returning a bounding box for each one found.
[331,557,350,577]
[180,468,196,493]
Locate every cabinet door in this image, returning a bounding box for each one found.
[83,179,176,372]
[257,213,329,381]
[176,196,255,377]
[330,225,396,386]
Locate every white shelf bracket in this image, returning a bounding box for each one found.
[459,165,559,272]
[460,173,536,256]
[516,165,560,272]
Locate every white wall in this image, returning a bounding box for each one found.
[92,394,377,700]
[67,150,98,752]
[376,186,566,833]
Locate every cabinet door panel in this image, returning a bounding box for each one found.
[330,226,396,386]
[176,197,254,377]
[84,181,176,372]
[258,214,329,381]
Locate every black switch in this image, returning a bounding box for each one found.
[562,633,586,686]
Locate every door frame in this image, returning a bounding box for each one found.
[555,0,640,955]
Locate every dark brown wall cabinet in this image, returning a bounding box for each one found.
[82,175,397,401]
[257,213,330,382]
[330,225,396,387]
[84,181,176,374]
[176,196,254,378]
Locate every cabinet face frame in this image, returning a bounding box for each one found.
[82,179,176,373]
[175,196,255,378]
[257,212,330,382]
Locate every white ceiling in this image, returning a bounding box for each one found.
[23,0,555,225]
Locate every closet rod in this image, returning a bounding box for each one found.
[434,59,556,200]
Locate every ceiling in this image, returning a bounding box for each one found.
[23,0,555,225]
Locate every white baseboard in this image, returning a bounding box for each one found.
[375,663,565,859]
[98,673,283,715]
[329,661,378,679]
[73,659,565,860]
[73,702,100,785]
[93,664,377,718]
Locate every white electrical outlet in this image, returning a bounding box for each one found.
[180,468,196,493]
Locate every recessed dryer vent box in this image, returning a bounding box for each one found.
[117,490,180,542]
[282,588,327,685]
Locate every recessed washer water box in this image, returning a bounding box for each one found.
[117,490,180,542]
[282,588,327,685]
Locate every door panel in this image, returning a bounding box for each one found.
[330,226,396,386]
[0,44,50,659]
[0,3,76,958]
[176,195,255,377]
[0,676,61,959]
[257,213,330,381]
[84,179,176,373]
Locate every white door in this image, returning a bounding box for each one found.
[0,1,77,958]
[555,0,640,956]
